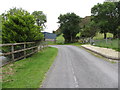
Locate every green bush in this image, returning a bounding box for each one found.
[1,8,44,60]
[2,8,43,43]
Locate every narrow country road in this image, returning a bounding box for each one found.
[42,45,118,88]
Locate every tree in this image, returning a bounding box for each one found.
[58,13,81,43]
[54,28,62,36]
[91,2,118,39]
[81,21,98,38]
[2,7,29,22]
[2,8,44,44]
[32,11,47,28]
[80,16,91,29]
[116,1,120,39]
[53,31,55,34]
[0,15,1,44]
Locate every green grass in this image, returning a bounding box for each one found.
[93,33,113,40]
[2,47,58,88]
[94,39,120,51]
[92,33,120,51]
[46,41,56,45]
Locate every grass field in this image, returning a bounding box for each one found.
[2,47,58,88]
[94,39,119,51]
[93,33,113,40]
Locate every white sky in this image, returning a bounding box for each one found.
[0,0,104,33]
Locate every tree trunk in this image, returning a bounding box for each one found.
[118,34,120,39]
[71,36,73,43]
[65,39,68,43]
[113,33,118,39]
[104,33,107,39]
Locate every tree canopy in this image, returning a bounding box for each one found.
[32,11,47,28]
[2,8,44,43]
[58,13,81,43]
[91,2,119,39]
[80,21,98,38]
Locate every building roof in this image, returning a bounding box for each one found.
[43,32,56,39]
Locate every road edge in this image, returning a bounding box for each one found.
[81,45,120,60]
[40,47,59,88]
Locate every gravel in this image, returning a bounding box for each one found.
[81,45,120,60]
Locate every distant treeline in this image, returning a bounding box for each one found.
[53,1,120,43]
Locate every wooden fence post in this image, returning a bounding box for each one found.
[37,43,39,52]
[11,45,14,61]
[40,44,42,50]
[24,43,26,59]
[37,44,40,52]
[43,43,44,49]
[1,42,43,64]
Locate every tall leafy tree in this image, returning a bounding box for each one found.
[116,1,120,39]
[58,13,81,43]
[91,2,118,39]
[80,16,91,29]
[54,28,62,36]
[32,11,47,28]
[0,15,1,44]
[81,21,98,38]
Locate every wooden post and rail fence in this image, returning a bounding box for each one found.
[0,41,48,67]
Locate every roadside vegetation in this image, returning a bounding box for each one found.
[1,8,47,61]
[92,33,119,51]
[51,32,119,52]
[2,47,58,88]
[53,2,120,51]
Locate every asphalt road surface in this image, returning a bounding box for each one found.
[42,45,118,88]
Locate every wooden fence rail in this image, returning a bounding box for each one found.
[0,41,48,67]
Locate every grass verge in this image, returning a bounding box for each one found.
[2,47,58,88]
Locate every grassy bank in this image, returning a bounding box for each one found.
[94,39,119,51]
[2,47,58,88]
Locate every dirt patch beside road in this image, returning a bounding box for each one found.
[81,44,120,60]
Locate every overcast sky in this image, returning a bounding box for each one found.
[1,0,105,33]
